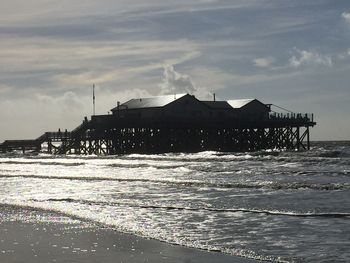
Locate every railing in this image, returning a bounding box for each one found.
[269,112,314,122]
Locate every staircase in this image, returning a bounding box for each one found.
[0,118,91,154]
[54,120,91,154]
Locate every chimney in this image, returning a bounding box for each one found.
[213,93,216,102]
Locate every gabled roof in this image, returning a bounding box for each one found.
[201,101,233,109]
[112,94,187,111]
[227,99,256,109]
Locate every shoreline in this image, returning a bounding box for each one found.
[0,205,257,263]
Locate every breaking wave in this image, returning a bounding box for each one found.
[0,160,85,166]
[1,174,349,191]
[26,198,350,218]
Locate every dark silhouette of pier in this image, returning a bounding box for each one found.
[0,94,316,154]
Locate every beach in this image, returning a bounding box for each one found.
[0,205,256,263]
[0,142,349,261]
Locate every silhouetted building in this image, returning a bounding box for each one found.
[111,94,270,121]
[0,93,316,154]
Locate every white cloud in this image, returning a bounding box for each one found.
[0,38,199,73]
[289,49,332,68]
[36,91,84,112]
[159,65,197,95]
[0,36,200,98]
[0,93,88,139]
[188,66,302,97]
[0,1,349,141]
[52,50,200,87]
[0,84,14,95]
[342,12,350,22]
[0,87,155,140]
[0,0,261,26]
[253,57,274,68]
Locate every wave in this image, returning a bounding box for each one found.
[107,163,185,169]
[1,174,349,191]
[316,150,350,158]
[0,160,85,166]
[1,149,349,168]
[29,198,350,218]
[0,202,287,262]
[112,151,280,163]
[1,141,349,160]
[0,203,103,227]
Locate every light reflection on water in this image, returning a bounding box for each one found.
[0,141,350,262]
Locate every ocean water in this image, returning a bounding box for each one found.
[0,141,349,262]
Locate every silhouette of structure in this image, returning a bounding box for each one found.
[0,94,316,154]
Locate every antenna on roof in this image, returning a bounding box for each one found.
[93,84,96,116]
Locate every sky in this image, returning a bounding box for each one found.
[0,0,349,141]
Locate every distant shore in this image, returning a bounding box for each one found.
[0,205,256,263]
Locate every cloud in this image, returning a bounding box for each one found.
[159,65,197,95]
[52,50,200,87]
[1,1,350,141]
[0,0,262,27]
[0,36,200,98]
[0,91,89,139]
[342,12,350,23]
[289,49,332,68]
[253,57,274,68]
[0,84,14,95]
[36,91,84,111]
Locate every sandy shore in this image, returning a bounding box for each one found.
[0,205,257,263]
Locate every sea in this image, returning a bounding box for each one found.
[0,141,349,262]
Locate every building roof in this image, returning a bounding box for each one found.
[112,94,187,111]
[111,94,267,112]
[227,99,256,109]
[201,101,233,109]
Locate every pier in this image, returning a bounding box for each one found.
[0,94,316,154]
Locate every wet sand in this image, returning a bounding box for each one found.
[0,206,256,263]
